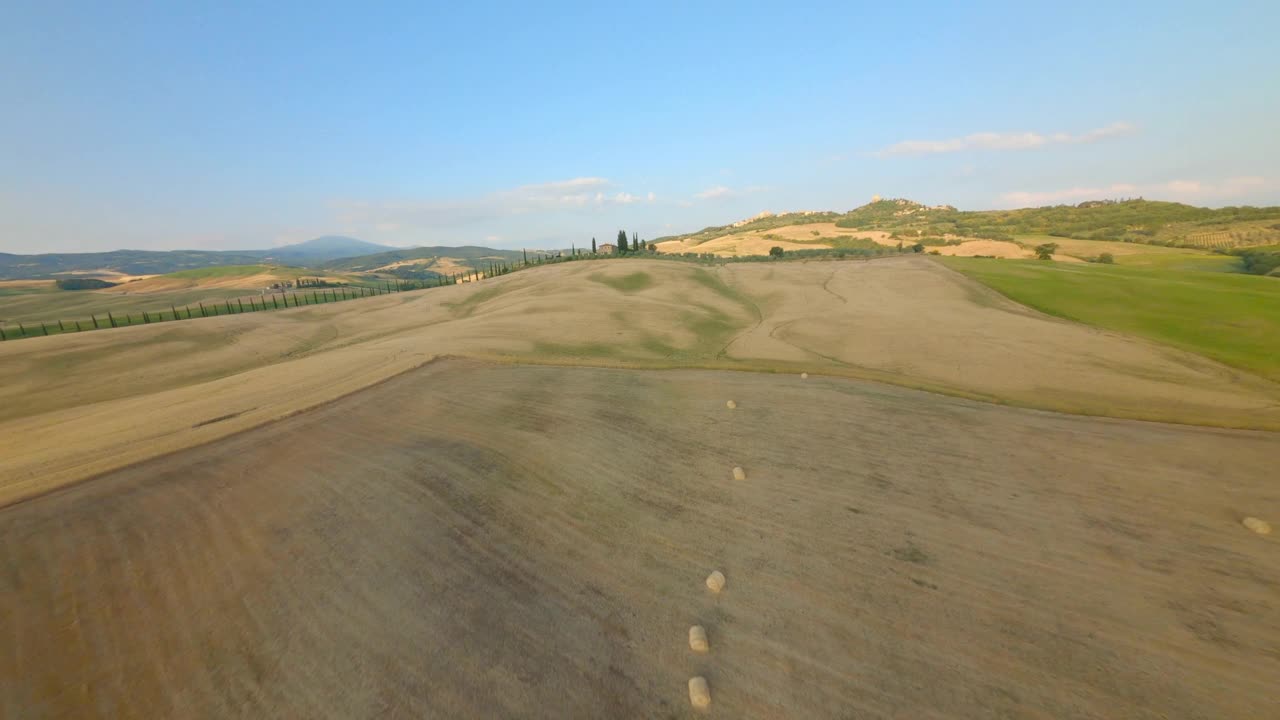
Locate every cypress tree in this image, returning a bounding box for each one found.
[617,229,629,253]
[592,237,597,253]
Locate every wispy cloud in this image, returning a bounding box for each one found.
[999,176,1268,206]
[334,177,649,230]
[877,121,1135,157]
[695,185,733,199]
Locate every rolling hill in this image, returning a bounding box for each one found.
[0,249,271,280]
[0,236,399,279]
[655,198,1280,252]
[3,255,1278,718]
[321,245,527,277]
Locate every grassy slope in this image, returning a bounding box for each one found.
[323,246,525,273]
[0,286,272,325]
[0,265,391,325]
[939,257,1280,381]
[1016,234,1244,271]
[163,264,280,279]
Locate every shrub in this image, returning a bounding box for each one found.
[1097,252,1115,264]
[55,278,117,290]
[1034,242,1059,260]
[769,246,784,258]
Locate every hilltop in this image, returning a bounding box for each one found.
[267,236,396,263]
[321,245,527,278]
[655,198,1280,253]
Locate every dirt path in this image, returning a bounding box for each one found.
[2,360,1276,718]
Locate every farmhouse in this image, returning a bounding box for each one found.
[598,243,617,254]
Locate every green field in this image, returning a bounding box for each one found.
[1014,235,1243,271]
[163,264,281,279]
[940,257,1280,381]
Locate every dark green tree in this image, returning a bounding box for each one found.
[769,246,784,258]
[617,229,629,253]
[1034,242,1059,260]
[592,237,597,253]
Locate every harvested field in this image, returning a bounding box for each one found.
[2,361,1276,718]
[3,257,1279,506]
[371,256,472,275]
[656,235,831,256]
[0,279,58,290]
[655,223,898,255]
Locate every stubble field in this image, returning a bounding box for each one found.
[2,257,1277,718]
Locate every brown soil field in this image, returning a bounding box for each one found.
[2,361,1276,718]
[3,257,1278,507]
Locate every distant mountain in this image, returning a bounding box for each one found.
[266,236,397,263]
[0,236,398,280]
[0,249,273,280]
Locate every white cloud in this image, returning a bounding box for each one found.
[647,191,656,203]
[999,176,1271,206]
[878,121,1135,157]
[334,177,648,230]
[695,185,733,199]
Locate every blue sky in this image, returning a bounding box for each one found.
[3,1,1278,253]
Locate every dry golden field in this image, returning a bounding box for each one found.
[2,257,1277,718]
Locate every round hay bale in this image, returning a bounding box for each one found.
[705,570,726,593]
[689,625,709,653]
[726,400,737,409]
[732,466,746,481]
[1243,517,1272,535]
[801,372,809,379]
[688,676,711,709]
